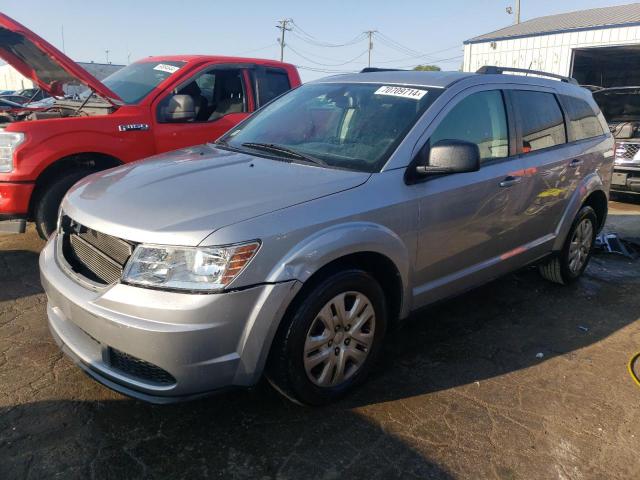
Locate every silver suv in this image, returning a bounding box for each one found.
[40,67,614,405]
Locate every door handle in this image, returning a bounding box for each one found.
[569,159,583,168]
[499,175,522,188]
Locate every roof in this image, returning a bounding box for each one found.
[134,55,296,70]
[466,2,640,44]
[313,70,473,88]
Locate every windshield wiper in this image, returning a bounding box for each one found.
[241,142,328,167]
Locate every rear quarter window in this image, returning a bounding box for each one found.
[255,69,291,107]
[561,95,605,141]
[511,90,566,152]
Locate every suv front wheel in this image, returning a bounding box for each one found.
[267,269,387,405]
[539,205,598,285]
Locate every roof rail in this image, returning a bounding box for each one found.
[476,66,579,85]
[360,67,405,73]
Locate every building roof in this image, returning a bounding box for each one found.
[466,2,640,44]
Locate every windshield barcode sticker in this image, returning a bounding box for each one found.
[153,64,180,74]
[374,86,427,100]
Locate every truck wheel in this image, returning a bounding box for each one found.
[34,170,91,239]
[539,205,597,285]
[267,269,387,405]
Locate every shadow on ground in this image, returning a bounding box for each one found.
[2,246,639,478]
[0,250,43,302]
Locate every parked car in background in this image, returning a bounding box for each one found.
[13,87,49,102]
[40,67,614,405]
[0,13,301,237]
[593,86,640,196]
[0,93,30,104]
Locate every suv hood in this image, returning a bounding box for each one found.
[63,145,370,246]
[0,14,122,104]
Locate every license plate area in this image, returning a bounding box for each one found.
[612,172,628,186]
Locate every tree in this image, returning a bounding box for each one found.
[413,65,441,71]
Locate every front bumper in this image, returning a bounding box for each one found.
[612,165,640,194]
[0,181,34,215]
[39,237,302,403]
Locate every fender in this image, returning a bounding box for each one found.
[266,221,413,318]
[552,172,606,251]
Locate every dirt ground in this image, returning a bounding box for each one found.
[1,200,639,480]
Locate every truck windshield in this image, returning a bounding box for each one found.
[222,82,438,172]
[102,61,186,104]
[593,88,640,121]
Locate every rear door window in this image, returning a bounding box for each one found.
[511,91,566,152]
[255,68,291,107]
[429,90,509,162]
[561,95,604,141]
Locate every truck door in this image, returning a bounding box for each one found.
[153,66,252,153]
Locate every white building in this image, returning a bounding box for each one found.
[0,61,124,92]
[463,3,640,87]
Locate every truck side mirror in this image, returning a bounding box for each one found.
[162,94,196,122]
[415,140,481,176]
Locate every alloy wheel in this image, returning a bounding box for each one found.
[568,218,594,274]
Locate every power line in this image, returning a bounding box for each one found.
[289,21,367,48]
[287,44,369,67]
[233,42,279,56]
[294,64,358,74]
[374,44,462,64]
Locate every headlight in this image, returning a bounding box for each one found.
[122,241,260,292]
[0,132,25,173]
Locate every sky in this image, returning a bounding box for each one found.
[3,0,635,81]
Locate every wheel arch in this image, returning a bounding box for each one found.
[553,173,608,251]
[29,152,122,217]
[266,222,412,321]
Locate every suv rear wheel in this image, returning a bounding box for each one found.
[267,269,387,405]
[34,170,92,239]
[539,205,597,285]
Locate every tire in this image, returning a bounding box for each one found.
[34,170,92,239]
[539,205,597,285]
[267,269,388,405]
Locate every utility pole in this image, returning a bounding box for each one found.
[506,0,521,24]
[365,30,377,68]
[105,49,110,64]
[276,19,292,62]
[61,25,65,53]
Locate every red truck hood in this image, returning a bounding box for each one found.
[0,13,122,104]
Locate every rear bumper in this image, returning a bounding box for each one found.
[39,237,302,403]
[0,181,34,215]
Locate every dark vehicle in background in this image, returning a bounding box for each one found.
[0,93,29,104]
[593,87,640,196]
[14,87,48,102]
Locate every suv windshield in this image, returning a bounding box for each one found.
[102,61,186,104]
[222,82,438,172]
[593,88,640,121]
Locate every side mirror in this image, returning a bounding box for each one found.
[416,140,481,176]
[162,94,196,122]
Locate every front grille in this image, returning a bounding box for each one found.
[108,347,176,385]
[615,142,640,160]
[60,217,134,285]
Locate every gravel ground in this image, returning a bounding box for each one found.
[1,200,639,480]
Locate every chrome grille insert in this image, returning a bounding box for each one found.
[60,217,134,285]
[615,142,640,160]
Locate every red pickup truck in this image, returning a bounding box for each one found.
[0,14,301,237]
